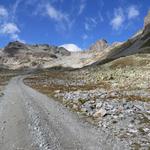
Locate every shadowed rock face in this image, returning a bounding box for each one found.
[0,41,72,69]
[4,41,71,57]
[4,41,28,56]
[89,39,108,52]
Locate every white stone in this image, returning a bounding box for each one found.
[93,108,107,118]
[143,128,149,132]
[129,129,138,133]
[72,104,78,110]
[96,102,102,109]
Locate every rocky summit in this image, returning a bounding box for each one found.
[4,41,28,56]
[89,39,108,52]
[0,41,71,69]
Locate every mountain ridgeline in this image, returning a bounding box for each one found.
[0,11,150,70]
[0,41,71,69]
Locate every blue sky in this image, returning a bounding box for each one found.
[0,0,149,49]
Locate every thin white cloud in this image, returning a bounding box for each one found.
[90,18,97,24]
[0,5,8,18]
[82,34,88,40]
[60,44,82,52]
[0,3,24,42]
[0,23,20,40]
[34,2,73,33]
[78,0,86,15]
[110,8,125,30]
[46,3,68,22]
[98,12,104,22]
[128,6,139,19]
[85,17,98,31]
[85,23,90,31]
[12,0,23,20]
[110,5,140,31]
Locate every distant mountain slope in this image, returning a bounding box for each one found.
[91,11,150,66]
[0,11,149,70]
[0,41,71,69]
[88,39,108,52]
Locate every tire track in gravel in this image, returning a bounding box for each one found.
[0,76,129,150]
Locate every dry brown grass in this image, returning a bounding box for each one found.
[108,54,150,69]
[24,72,111,97]
[24,54,150,103]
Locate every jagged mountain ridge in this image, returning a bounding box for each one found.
[0,41,71,69]
[88,39,108,52]
[0,11,150,70]
[4,41,70,56]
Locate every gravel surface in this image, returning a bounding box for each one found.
[0,76,129,150]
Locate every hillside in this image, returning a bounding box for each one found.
[0,12,150,70]
[0,41,71,69]
[22,11,150,149]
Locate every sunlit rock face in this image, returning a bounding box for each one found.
[144,10,150,28]
[89,39,108,52]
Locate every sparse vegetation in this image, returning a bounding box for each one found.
[24,54,150,149]
[24,54,150,103]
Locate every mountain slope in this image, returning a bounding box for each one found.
[0,11,150,70]
[0,41,71,69]
[90,11,150,66]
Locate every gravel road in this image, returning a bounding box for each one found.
[0,76,129,150]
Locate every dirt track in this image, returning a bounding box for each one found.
[0,76,128,150]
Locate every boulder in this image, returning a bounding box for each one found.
[93,108,107,118]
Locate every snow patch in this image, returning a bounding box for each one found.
[60,44,82,52]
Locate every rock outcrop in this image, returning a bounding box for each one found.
[144,10,150,28]
[4,41,71,57]
[4,41,28,56]
[100,10,150,61]
[0,41,71,69]
[89,39,108,52]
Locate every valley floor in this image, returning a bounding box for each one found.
[25,54,150,149]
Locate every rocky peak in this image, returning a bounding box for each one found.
[5,41,26,49]
[4,41,28,56]
[3,41,71,57]
[144,10,150,28]
[89,39,108,51]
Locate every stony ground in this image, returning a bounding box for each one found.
[2,76,123,150]
[25,54,150,150]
